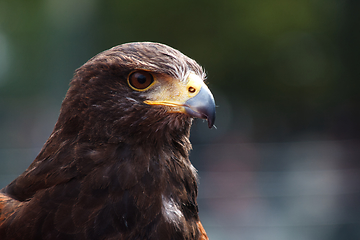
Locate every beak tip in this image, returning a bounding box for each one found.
[203,104,216,128]
[184,84,216,129]
[207,114,215,128]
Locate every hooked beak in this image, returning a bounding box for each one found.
[184,82,216,128]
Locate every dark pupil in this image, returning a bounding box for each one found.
[137,75,147,84]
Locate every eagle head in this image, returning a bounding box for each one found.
[56,42,216,144]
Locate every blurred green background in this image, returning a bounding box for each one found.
[0,0,359,239]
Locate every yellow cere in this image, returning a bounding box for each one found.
[143,72,204,112]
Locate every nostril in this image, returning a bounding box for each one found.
[188,86,196,93]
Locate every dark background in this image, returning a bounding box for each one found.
[1,0,359,239]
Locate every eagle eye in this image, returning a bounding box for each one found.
[128,71,154,91]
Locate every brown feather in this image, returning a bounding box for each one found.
[0,42,209,240]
